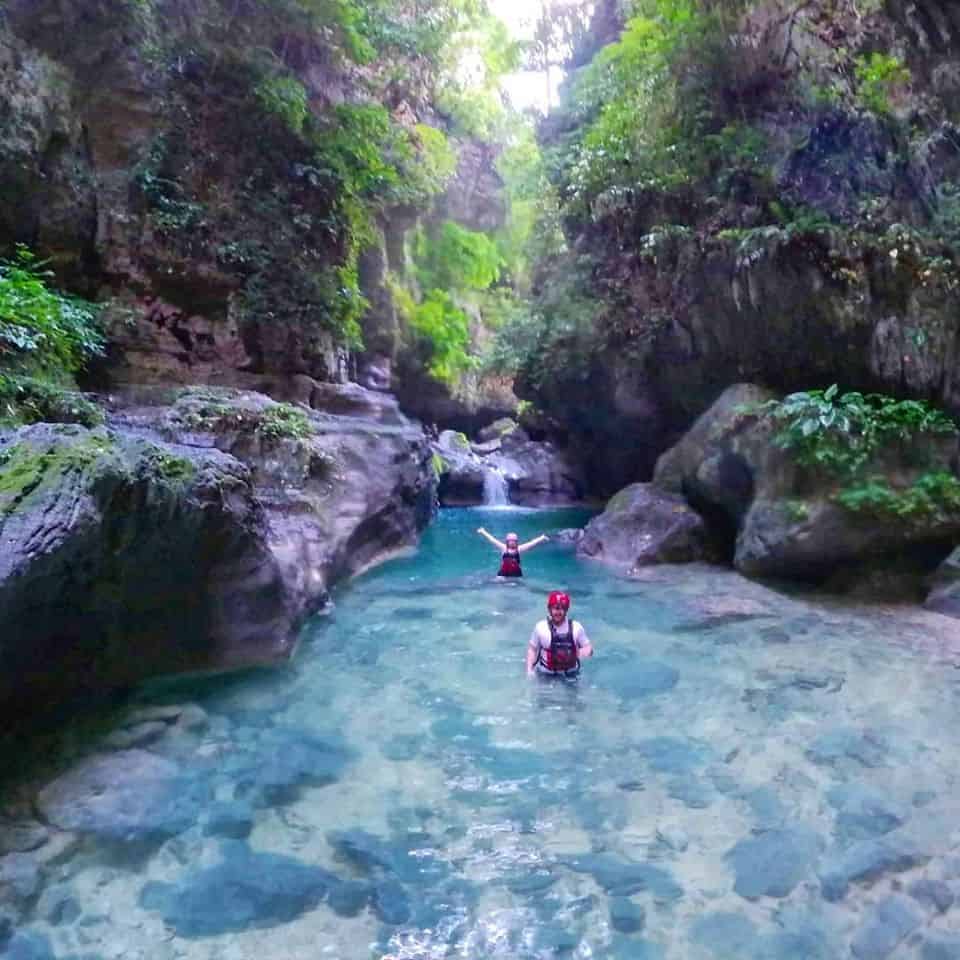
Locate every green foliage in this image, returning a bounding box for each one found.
[0,246,103,378]
[319,104,400,205]
[435,86,505,140]
[415,222,502,292]
[174,394,314,440]
[930,182,960,245]
[719,205,835,267]
[783,498,809,523]
[357,0,483,64]
[836,472,960,519]
[487,254,598,385]
[559,0,714,214]
[133,134,207,237]
[0,376,104,428]
[254,74,309,134]
[238,261,366,349]
[259,403,314,439]
[404,124,458,200]
[407,290,473,385]
[434,13,520,138]
[762,384,957,478]
[318,108,454,218]
[272,0,376,63]
[854,52,910,116]
[0,435,115,515]
[141,446,196,482]
[495,122,565,290]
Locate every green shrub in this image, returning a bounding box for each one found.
[408,290,473,385]
[0,246,104,377]
[259,403,313,439]
[415,222,502,293]
[558,0,717,215]
[782,498,809,523]
[254,74,309,134]
[761,384,957,477]
[837,472,960,519]
[854,52,910,116]
[0,376,105,427]
[406,124,457,198]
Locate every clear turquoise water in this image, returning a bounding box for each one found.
[14,507,960,959]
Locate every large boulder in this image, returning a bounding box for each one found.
[0,388,435,720]
[652,383,960,581]
[436,457,486,506]
[577,483,721,568]
[434,431,485,505]
[433,426,585,507]
[490,439,586,506]
[653,383,776,513]
[925,548,960,616]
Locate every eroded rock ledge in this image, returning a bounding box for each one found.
[0,385,435,720]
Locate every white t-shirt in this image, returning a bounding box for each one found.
[529,618,589,672]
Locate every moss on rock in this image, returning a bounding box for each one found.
[170,389,313,441]
[0,431,116,515]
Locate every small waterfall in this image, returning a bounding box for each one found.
[482,466,509,505]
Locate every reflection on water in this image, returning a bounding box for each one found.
[7,507,960,959]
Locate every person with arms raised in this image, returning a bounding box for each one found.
[476,527,549,578]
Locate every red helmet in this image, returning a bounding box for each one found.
[547,591,570,611]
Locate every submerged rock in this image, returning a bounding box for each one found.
[725,827,822,899]
[850,894,922,958]
[139,844,336,937]
[565,853,682,900]
[35,749,208,858]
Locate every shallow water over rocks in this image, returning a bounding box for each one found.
[5,507,960,959]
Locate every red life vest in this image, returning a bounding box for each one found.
[540,621,580,673]
[498,549,522,577]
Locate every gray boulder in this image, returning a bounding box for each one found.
[477,417,522,444]
[577,483,721,568]
[653,383,960,582]
[436,456,486,506]
[0,422,284,714]
[434,428,585,507]
[433,434,485,506]
[0,388,435,718]
[925,547,960,615]
[489,440,585,506]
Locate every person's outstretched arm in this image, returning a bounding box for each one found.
[477,527,506,551]
[518,533,550,553]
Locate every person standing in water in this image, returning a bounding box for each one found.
[527,591,593,677]
[476,527,550,577]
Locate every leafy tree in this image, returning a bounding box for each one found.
[525,0,594,109]
[415,221,503,292]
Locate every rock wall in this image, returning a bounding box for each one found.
[522,0,960,497]
[0,0,506,407]
[0,387,435,722]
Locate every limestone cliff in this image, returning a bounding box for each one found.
[0,0,506,407]
[523,0,960,496]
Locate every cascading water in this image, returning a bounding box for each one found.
[481,465,509,505]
